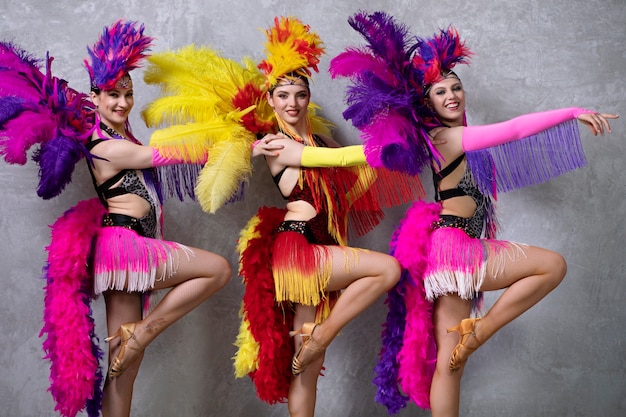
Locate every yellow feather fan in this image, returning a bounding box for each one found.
[143,45,272,212]
[196,135,254,213]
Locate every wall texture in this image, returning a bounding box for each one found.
[0,0,624,416]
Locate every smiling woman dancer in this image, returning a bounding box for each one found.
[83,21,231,417]
[236,17,426,417]
[0,21,230,417]
[138,16,422,416]
[330,11,618,417]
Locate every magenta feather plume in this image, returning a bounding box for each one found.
[329,48,384,79]
[0,111,55,164]
[84,20,154,90]
[0,42,94,197]
[41,198,107,417]
[374,201,441,412]
[359,113,428,174]
[330,11,431,174]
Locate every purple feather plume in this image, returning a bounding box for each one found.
[330,11,432,174]
[33,135,86,199]
[372,267,410,414]
[0,97,27,126]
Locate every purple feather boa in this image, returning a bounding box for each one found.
[41,198,107,417]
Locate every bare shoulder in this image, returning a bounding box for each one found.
[431,126,465,163]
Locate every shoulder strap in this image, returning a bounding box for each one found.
[432,154,467,202]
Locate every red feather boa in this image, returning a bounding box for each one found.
[239,206,295,403]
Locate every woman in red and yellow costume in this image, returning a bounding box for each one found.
[141,16,425,417]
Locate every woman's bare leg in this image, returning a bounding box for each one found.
[430,295,471,417]
[288,304,325,417]
[102,291,144,417]
[306,247,401,347]
[288,247,400,416]
[104,247,231,389]
[429,244,566,417]
[462,245,566,355]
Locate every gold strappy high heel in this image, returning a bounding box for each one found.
[447,318,482,373]
[290,322,327,376]
[105,322,145,379]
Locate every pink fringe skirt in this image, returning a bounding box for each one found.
[424,226,526,311]
[92,226,192,294]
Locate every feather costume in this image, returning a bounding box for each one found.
[334,12,590,413]
[0,20,184,417]
[142,45,274,212]
[228,16,428,404]
[0,42,95,199]
[41,199,107,417]
[0,40,106,417]
[85,20,154,91]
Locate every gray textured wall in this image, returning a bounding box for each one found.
[1,0,624,416]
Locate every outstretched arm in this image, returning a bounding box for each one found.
[462,107,618,152]
[91,139,207,170]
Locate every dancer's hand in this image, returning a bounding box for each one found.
[251,133,286,157]
[577,112,619,136]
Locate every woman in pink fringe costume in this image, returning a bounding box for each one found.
[83,21,231,417]
[0,21,230,417]
[330,11,618,417]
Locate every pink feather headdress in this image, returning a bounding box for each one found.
[84,20,154,91]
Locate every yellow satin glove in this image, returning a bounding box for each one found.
[300,145,366,168]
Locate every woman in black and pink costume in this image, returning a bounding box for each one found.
[0,21,231,417]
[330,11,618,417]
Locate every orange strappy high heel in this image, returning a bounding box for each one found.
[290,322,327,376]
[105,322,145,379]
[447,317,483,373]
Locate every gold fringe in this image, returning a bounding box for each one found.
[273,246,332,306]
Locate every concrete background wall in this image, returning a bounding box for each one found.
[0,0,624,416]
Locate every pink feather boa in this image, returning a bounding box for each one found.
[394,200,441,409]
[40,198,107,417]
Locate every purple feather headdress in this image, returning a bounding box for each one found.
[0,42,95,198]
[329,11,430,175]
[84,20,154,91]
[411,26,473,90]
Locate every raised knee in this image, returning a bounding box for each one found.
[382,256,401,289]
[547,252,567,287]
[215,258,232,288]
